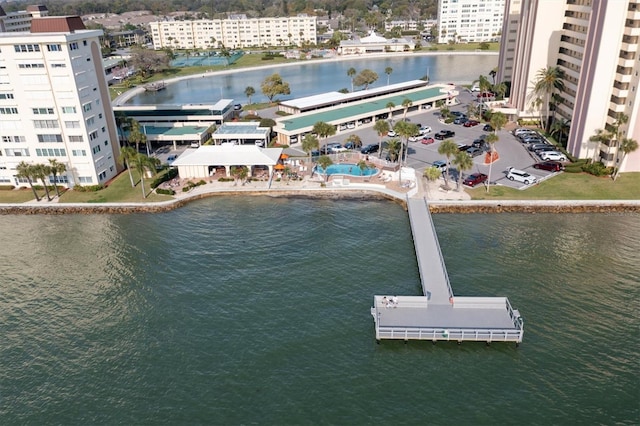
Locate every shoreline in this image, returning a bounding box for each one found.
[112,50,497,105]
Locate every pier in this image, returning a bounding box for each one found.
[371,197,524,344]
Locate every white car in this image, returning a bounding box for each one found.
[539,151,568,162]
[387,130,397,137]
[408,135,421,142]
[506,167,537,185]
[420,126,432,135]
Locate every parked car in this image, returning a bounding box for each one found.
[408,135,421,142]
[167,155,177,164]
[463,120,480,127]
[533,146,557,154]
[419,125,432,134]
[431,160,447,173]
[506,167,538,185]
[435,130,456,140]
[254,140,265,147]
[233,103,242,110]
[346,122,356,129]
[421,137,435,145]
[533,161,565,172]
[450,111,466,117]
[528,143,551,152]
[344,141,360,150]
[466,147,483,157]
[387,130,397,137]
[539,151,568,162]
[329,144,348,153]
[453,117,469,125]
[457,143,471,151]
[361,144,379,154]
[472,139,489,151]
[463,173,488,187]
[483,124,494,131]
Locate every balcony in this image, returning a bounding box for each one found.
[609,102,627,113]
[618,57,636,68]
[620,41,639,52]
[611,86,630,99]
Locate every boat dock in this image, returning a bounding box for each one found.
[144,82,166,92]
[371,197,524,344]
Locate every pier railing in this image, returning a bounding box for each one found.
[376,326,524,343]
[421,197,454,301]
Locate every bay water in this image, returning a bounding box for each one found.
[1,197,638,424]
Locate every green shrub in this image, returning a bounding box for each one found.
[156,188,176,195]
[218,177,234,182]
[582,161,613,177]
[429,47,438,51]
[150,167,178,189]
[564,165,584,173]
[196,179,207,186]
[182,186,191,192]
[73,184,104,192]
[0,185,15,190]
[444,118,454,124]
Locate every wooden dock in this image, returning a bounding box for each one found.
[371,197,524,344]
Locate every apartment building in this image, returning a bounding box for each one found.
[0,16,121,188]
[437,0,506,43]
[0,4,48,33]
[149,14,317,50]
[497,0,640,173]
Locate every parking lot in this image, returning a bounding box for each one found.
[306,88,563,190]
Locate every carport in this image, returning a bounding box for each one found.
[171,145,283,179]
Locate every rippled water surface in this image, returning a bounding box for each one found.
[1,198,638,425]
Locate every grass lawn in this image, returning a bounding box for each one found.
[422,42,500,52]
[57,170,172,204]
[0,188,43,203]
[468,172,640,200]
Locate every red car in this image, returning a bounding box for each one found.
[463,173,488,187]
[421,137,435,145]
[533,161,565,172]
[463,120,480,127]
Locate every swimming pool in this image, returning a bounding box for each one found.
[315,163,378,177]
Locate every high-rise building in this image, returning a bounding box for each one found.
[437,0,506,44]
[0,16,121,188]
[497,0,640,173]
[149,14,317,50]
[0,4,48,33]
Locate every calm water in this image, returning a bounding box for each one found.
[127,54,498,105]
[1,197,638,425]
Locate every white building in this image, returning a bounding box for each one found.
[338,31,415,55]
[0,4,48,33]
[149,14,317,50]
[437,0,506,44]
[497,0,640,173]
[0,16,121,188]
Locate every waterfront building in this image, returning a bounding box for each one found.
[338,30,415,55]
[148,14,317,50]
[0,16,121,188]
[0,4,48,33]
[437,0,505,44]
[497,0,640,173]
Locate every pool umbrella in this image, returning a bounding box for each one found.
[280,153,289,159]
[274,164,285,170]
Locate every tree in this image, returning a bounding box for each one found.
[386,138,402,163]
[130,153,159,198]
[347,67,356,92]
[356,159,367,176]
[373,119,390,157]
[485,112,507,193]
[16,161,40,201]
[231,166,248,185]
[32,163,52,201]
[401,98,413,121]
[301,133,319,163]
[245,86,256,105]
[345,134,362,149]
[394,120,418,165]
[386,101,395,121]
[48,159,66,198]
[533,66,565,131]
[312,121,336,151]
[114,111,132,146]
[353,69,379,90]
[437,139,458,187]
[385,66,393,85]
[316,155,333,182]
[129,47,170,78]
[550,118,571,148]
[453,151,473,192]
[614,138,638,181]
[473,75,492,94]
[119,146,139,187]
[423,166,442,196]
[261,73,291,103]
[489,68,497,84]
[128,120,148,154]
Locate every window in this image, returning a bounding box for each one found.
[62,106,76,113]
[33,120,59,129]
[101,126,106,133]
[69,135,84,142]
[37,134,63,143]
[69,42,79,50]
[14,44,41,53]
[36,148,66,156]
[89,130,98,141]
[72,149,87,156]
[47,44,62,52]
[2,135,25,143]
[65,121,80,128]
[92,145,101,154]
[98,170,107,180]
[78,176,92,184]
[0,93,14,99]
[83,40,88,46]
[86,117,95,126]
[5,148,29,156]
[82,102,92,112]
[51,63,66,68]
[104,140,108,146]
[0,107,18,114]
[49,175,68,184]
[18,63,45,69]
[32,108,54,114]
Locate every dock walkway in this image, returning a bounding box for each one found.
[371,196,524,344]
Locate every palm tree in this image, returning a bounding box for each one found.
[385,66,393,85]
[401,98,413,121]
[356,159,367,176]
[231,165,249,185]
[345,134,362,150]
[386,101,395,121]
[119,146,139,188]
[301,133,319,163]
[394,120,418,165]
[347,67,356,92]
[373,120,390,157]
[128,120,147,154]
[245,86,256,106]
[131,154,159,198]
[32,163,52,201]
[589,128,610,161]
[489,68,497,84]
[550,118,571,148]
[48,159,66,198]
[386,138,402,163]
[472,75,492,94]
[316,155,333,182]
[452,151,473,192]
[437,139,458,187]
[485,112,507,193]
[16,161,40,201]
[614,138,638,181]
[533,66,565,131]
[312,121,336,152]
[423,167,442,196]
[114,111,132,146]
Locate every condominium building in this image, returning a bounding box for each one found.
[437,0,506,44]
[0,4,48,32]
[149,14,317,50]
[497,0,640,173]
[0,16,121,188]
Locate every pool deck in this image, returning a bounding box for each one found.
[371,196,524,344]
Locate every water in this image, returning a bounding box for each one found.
[316,163,378,177]
[0,198,638,425]
[127,54,499,106]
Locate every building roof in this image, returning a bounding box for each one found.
[171,145,283,167]
[360,30,387,43]
[143,125,209,136]
[30,16,86,33]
